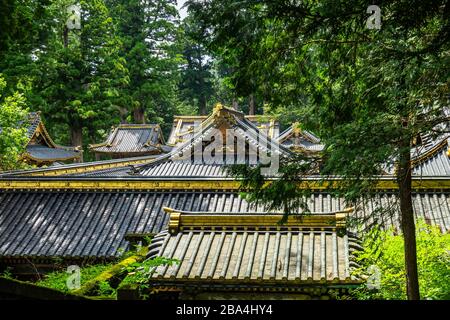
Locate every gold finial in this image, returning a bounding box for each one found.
[167,209,181,234]
[342,207,355,214]
[293,122,302,135]
[336,207,352,229]
[213,103,224,112]
[447,139,450,157]
[163,207,176,214]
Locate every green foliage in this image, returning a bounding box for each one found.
[351,220,450,300]
[35,263,113,293]
[121,256,179,299]
[225,153,321,222]
[178,15,215,115]
[189,0,450,188]
[107,0,182,127]
[124,256,179,285]
[34,0,129,153]
[1,267,14,280]
[96,280,115,297]
[0,74,28,171]
[0,0,237,164]
[189,0,449,300]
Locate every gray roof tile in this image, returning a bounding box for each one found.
[90,124,169,155]
[149,228,359,284]
[0,190,448,260]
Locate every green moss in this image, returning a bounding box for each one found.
[73,247,148,297]
[35,263,113,294]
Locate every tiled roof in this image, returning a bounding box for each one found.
[0,190,448,261]
[148,208,361,288]
[411,137,450,176]
[278,124,324,153]
[89,124,169,155]
[133,105,292,177]
[138,161,226,177]
[5,108,448,177]
[23,112,82,164]
[26,112,42,139]
[150,230,358,283]
[0,155,159,177]
[167,112,279,147]
[25,145,81,162]
[384,136,450,176]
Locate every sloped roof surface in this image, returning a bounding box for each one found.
[278,124,324,152]
[24,112,82,163]
[26,145,81,162]
[149,228,358,283]
[90,124,168,155]
[0,189,448,260]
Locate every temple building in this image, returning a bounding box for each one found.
[146,207,361,299]
[89,124,170,160]
[278,123,324,154]
[167,113,279,147]
[22,112,82,166]
[0,105,449,298]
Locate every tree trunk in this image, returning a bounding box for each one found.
[133,107,145,124]
[232,98,239,111]
[249,94,255,115]
[63,26,69,48]
[70,125,83,148]
[70,125,83,163]
[118,107,128,124]
[397,136,420,300]
[199,94,207,115]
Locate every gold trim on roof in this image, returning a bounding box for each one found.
[0,178,449,190]
[0,179,240,190]
[26,113,82,162]
[163,207,352,234]
[411,138,448,168]
[15,157,154,176]
[149,277,362,288]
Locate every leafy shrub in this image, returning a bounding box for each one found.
[351,219,450,300]
[120,256,179,299]
[97,280,116,297]
[0,74,29,171]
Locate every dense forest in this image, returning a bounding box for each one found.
[0,0,262,163]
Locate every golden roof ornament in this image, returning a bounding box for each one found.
[293,122,302,136]
[447,138,450,157]
[213,102,224,112]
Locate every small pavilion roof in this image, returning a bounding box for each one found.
[132,104,292,178]
[146,207,361,292]
[167,112,280,147]
[23,112,82,165]
[278,123,324,153]
[89,124,170,156]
